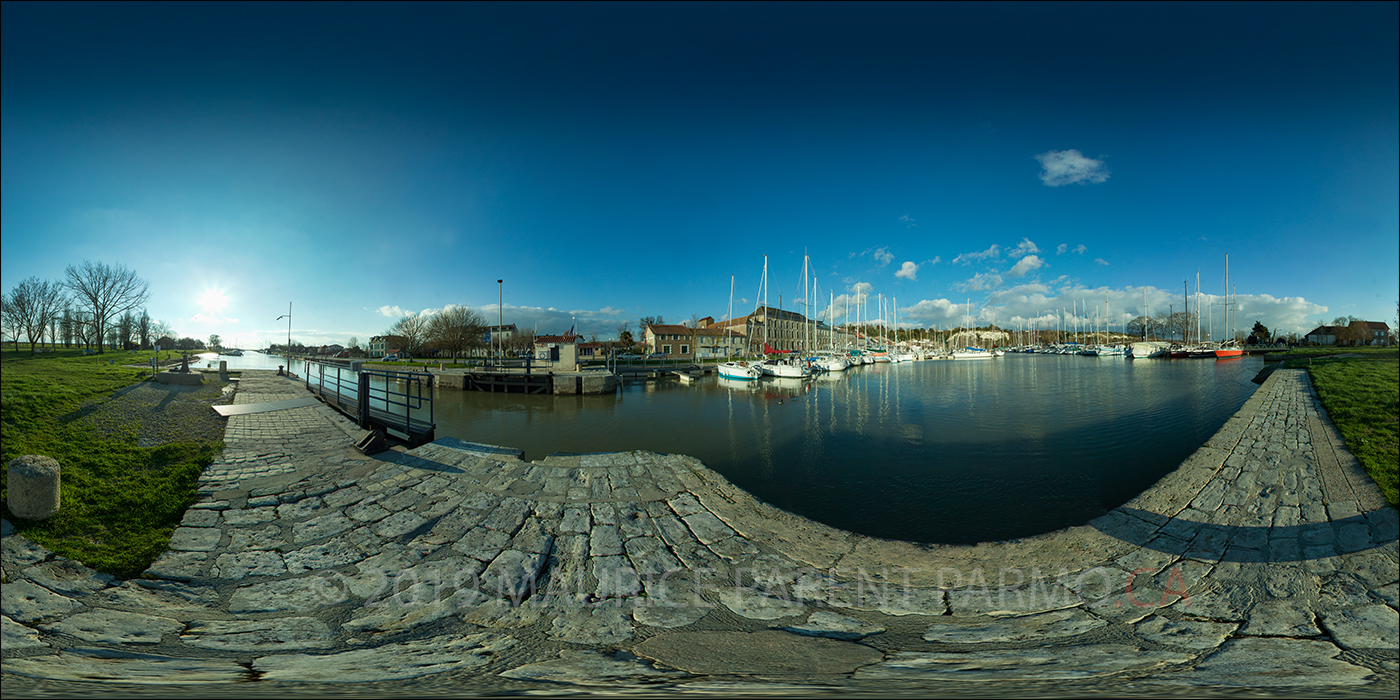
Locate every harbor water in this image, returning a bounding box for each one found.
[200,351,1264,544]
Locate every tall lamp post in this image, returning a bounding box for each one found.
[276,303,291,373]
[497,279,503,363]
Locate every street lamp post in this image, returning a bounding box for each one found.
[276,303,291,374]
[497,279,503,364]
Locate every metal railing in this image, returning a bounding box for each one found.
[305,359,435,444]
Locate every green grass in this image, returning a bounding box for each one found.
[1283,347,1399,508]
[1,346,222,578]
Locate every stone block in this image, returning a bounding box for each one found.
[7,455,60,520]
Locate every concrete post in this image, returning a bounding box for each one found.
[7,455,61,520]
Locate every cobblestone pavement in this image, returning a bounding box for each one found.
[3,369,1396,695]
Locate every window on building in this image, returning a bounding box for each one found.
[663,345,671,354]
[680,345,689,354]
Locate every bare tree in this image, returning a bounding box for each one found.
[388,314,431,358]
[427,306,486,363]
[5,277,66,355]
[63,261,149,355]
[150,320,174,347]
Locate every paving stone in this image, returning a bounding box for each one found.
[372,511,429,539]
[2,580,83,623]
[511,519,555,555]
[592,555,642,599]
[1152,637,1373,687]
[590,525,624,557]
[229,576,344,613]
[560,506,591,534]
[168,526,222,552]
[460,598,548,628]
[2,534,50,570]
[1320,572,1375,608]
[292,513,355,543]
[20,559,115,596]
[681,511,735,545]
[214,550,286,579]
[549,606,635,644]
[1320,605,1400,650]
[346,500,392,523]
[1241,601,1322,637]
[453,527,511,562]
[482,497,532,534]
[625,536,684,576]
[253,632,516,682]
[635,630,882,679]
[923,607,1106,644]
[719,588,806,620]
[144,551,209,580]
[42,608,183,645]
[228,524,284,551]
[786,611,886,640]
[182,617,335,651]
[180,509,221,527]
[283,540,367,574]
[276,497,326,520]
[90,580,221,615]
[1135,615,1237,649]
[481,548,549,599]
[632,599,710,629]
[2,649,248,684]
[499,650,685,686]
[345,587,484,636]
[2,614,49,650]
[223,506,278,526]
[857,646,1195,681]
[947,583,1081,616]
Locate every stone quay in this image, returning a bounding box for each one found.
[2,368,1396,695]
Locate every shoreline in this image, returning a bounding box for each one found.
[2,368,1396,695]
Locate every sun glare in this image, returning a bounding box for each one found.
[199,288,229,315]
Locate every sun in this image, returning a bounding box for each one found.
[198,288,228,315]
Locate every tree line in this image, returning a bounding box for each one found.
[381,306,539,360]
[0,260,181,355]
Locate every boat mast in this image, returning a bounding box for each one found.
[728,275,734,360]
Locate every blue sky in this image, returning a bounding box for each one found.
[3,2,1396,348]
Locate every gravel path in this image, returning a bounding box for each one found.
[65,374,234,447]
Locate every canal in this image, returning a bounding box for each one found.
[199,351,1264,544]
[431,354,1265,545]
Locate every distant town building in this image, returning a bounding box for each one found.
[1303,321,1392,346]
[483,324,518,344]
[709,306,856,353]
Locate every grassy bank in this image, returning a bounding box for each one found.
[1,347,224,578]
[1283,347,1399,508]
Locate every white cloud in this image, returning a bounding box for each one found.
[1074,244,1087,255]
[376,305,411,318]
[1095,258,1110,266]
[898,215,916,228]
[1007,255,1045,278]
[955,272,1003,292]
[1057,243,1068,255]
[1010,238,1040,258]
[895,261,919,280]
[953,245,1001,265]
[862,247,895,266]
[1035,149,1110,186]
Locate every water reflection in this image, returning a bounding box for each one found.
[297,355,1263,544]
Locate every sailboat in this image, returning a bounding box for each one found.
[1214,254,1244,358]
[952,299,993,359]
[717,271,761,380]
